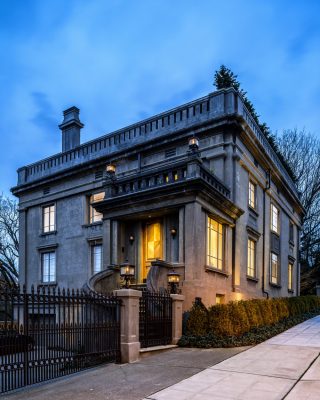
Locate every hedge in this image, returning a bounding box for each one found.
[184,295,320,337]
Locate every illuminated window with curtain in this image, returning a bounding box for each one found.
[270,252,279,284]
[288,262,293,291]
[43,204,55,233]
[248,181,256,209]
[247,239,256,277]
[89,192,105,223]
[270,204,279,234]
[41,251,56,283]
[92,244,102,274]
[207,217,224,270]
[146,222,162,260]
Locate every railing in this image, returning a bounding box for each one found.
[105,159,230,200]
[139,290,172,348]
[0,285,121,394]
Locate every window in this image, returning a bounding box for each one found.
[270,252,279,285]
[43,204,55,233]
[288,262,293,291]
[207,217,224,270]
[92,244,102,275]
[248,181,256,209]
[247,239,256,277]
[270,204,279,234]
[89,192,105,223]
[289,222,294,243]
[216,294,225,304]
[42,252,56,283]
[146,222,162,260]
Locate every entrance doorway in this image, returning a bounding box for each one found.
[141,220,163,282]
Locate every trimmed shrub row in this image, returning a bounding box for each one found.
[185,296,320,337]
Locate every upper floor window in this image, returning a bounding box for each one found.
[270,204,279,234]
[42,251,56,283]
[43,204,55,233]
[89,192,105,223]
[248,181,256,209]
[247,239,256,278]
[92,244,103,275]
[270,252,279,285]
[207,217,224,270]
[289,221,294,243]
[288,262,293,291]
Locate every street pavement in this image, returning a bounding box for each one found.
[144,316,320,400]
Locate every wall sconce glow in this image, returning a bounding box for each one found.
[188,136,199,150]
[129,234,134,244]
[167,270,180,294]
[170,227,177,237]
[106,163,116,174]
[120,261,135,289]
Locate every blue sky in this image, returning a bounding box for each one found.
[1,0,320,196]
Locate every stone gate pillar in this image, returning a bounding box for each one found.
[170,294,185,344]
[114,289,142,363]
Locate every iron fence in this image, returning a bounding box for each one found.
[0,285,121,394]
[139,290,172,348]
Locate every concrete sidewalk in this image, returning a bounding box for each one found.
[145,316,320,400]
[3,347,246,400]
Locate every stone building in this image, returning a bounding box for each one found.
[12,88,304,310]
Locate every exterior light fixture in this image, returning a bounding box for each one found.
[167,270,180,294]
[120,260,135,289]
[129,234,134,245]
[188,136,199,151]
[106,163,116,175]
[170,227,177,238]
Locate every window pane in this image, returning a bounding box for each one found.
[42,251,56,282]
[249,181,255,209]
[271,253,278,284]
[288,263,293,290]
[247,239,256,277]
[271,204,279,233]
[207,217,224,270]
[92,245,102,274]
[43,205,55,232]
[89,193,104,223]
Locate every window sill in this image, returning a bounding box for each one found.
[248,206,259,217]
[270,230,280,237]
[288,289,294,294]
[205,266,229,277]
[289,240,295,246]
[40,230,57,237]
[246,275,259,283]
[269,282,282,289]
[38,282,57,287]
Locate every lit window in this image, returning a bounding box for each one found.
[270,252,279,284]
[173,171,178,181]
[89,192,105,223]
[270,204,279,234]
[207,217,224,270]
[216,294,225,304]
[92,244,102,275]
[43,204,55,233]
[288,262,293,291]
[42,252,56,283]
[146,222,162,260]
[248,181,256,209]
[247,239,256,277]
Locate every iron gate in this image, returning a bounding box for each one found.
[139,290,172,348]
[0,285,121,394]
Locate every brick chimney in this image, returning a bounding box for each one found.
[59,106,84,152]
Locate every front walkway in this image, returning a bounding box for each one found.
[145,316,320,400]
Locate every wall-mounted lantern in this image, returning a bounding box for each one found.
[167,270,180,294]
[188,136,199,152]
[129,234,135,245]
[120,260,135,289]
[170,227,177,238]
[106,163,116,175]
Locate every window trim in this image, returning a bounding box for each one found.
[270,203,280,234]
[206,216,225,271]
[247,238,257,279]
[40,250,57,284]
[270,251,280,287]
[248,180,256,210]
[42,203,56,234]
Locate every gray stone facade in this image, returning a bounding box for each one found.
[12,88,304,310]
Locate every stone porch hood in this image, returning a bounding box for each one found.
[93,157,244,221]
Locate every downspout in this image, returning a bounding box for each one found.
[262,170,270,299]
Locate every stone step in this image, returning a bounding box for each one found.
[139,344,178,358]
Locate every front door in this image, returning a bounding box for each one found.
[141,221,163,282]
